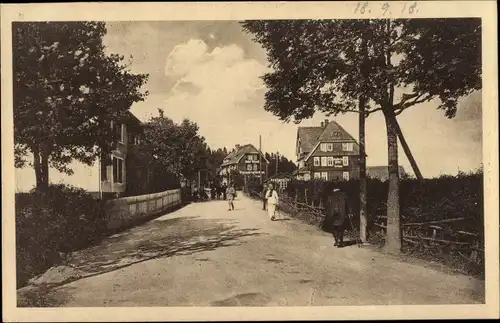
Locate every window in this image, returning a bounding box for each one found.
[327,157,334,166]
[253,164,258,171]
[113,157,123,183]
[314,172,321,179]
[304,173,311,181]
[342,172,350,181]
[320,143,327,151]
[313,157,320,166]
[342,142,353,152]
[321,172,328,181]
[326,143,333,151]
[334,158,343,167]
[334,131,342,137]
[114,123,125,143]
[247,164,253,171]
[320,157,327,166]
[253,154,258,161]
[247,155,253,161]
[342,156,349,166]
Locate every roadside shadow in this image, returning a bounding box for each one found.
[23,216,264,302]
[338,240,359,248]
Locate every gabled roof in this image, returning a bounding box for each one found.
[297,127,324,154]
[297,120,359,161]
[220,144,269,166]
[265,172,294,182]
[318,121,357,142]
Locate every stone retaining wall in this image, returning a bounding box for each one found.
[105,189,182,230]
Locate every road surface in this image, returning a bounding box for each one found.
[18,194,484,307]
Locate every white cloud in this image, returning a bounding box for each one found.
[160,39,272,148]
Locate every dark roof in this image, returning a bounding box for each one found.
[297,127,324,154]
[265,172,293,182]
[318,121,357,142]
[297,120,359,160]
[221,144,269,166]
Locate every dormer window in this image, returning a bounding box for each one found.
[342,142,354,152]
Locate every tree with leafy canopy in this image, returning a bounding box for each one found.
[13,22,149,191]
[142,109,209,184]
[241,18,481,254]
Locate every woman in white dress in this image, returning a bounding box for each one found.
[266,183,279,221]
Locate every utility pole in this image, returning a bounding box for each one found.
[259,134,262,185]
[276,151,279,174]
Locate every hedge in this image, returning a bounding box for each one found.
[245,170,484,277]
[16,184,106,288]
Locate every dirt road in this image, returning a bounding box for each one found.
[17,194,484,307]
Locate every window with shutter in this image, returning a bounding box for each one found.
[113,157,124,183]
[321,157,327,166]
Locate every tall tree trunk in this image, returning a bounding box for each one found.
[33,146,42,190]
[33,146,49,191]
[358,24,369,243]
[383,109,401,254]
[359,99,368,243]
[41,149,49,189]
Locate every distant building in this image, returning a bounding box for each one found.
[294,119,361,181]
[367,166,407,182]
[218,144,269,185]
[264,172,293,192]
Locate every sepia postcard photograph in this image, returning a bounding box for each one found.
[1,1,499,321]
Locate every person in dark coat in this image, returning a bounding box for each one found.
[323,188,350,247]
[262,183,270,210]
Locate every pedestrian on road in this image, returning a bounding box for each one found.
[262,183,271,210]
[323,188,349,247]
[266,183,279,221]
[226,182,236,211]
[222,183,227,200]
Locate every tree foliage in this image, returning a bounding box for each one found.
[264,152,297,177]
[241,19,481,253]
[13,22,149,189]
[142,109,209,182]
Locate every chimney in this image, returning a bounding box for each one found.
[324,119,329,127]
[320,121,324,127]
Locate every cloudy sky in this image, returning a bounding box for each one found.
[14,20,483,191]
[103,21,482,175]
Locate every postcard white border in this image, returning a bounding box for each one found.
[2,1,498,321]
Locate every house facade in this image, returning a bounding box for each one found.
[218,144,269,185]
[294,119,360,182]
[99,111,143,197]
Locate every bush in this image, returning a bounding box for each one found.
[16,184,106,288]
